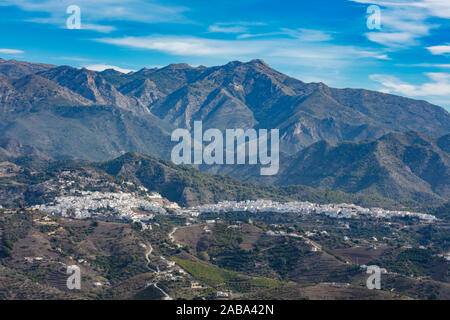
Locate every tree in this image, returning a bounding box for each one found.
[199,251,210,261]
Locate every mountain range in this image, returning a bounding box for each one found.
[204,131,449,205]
[0,57,449,206]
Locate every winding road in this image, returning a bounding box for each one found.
[168,226,179,245]
[142,243,172,300]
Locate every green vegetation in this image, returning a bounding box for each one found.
[39,224,59,233]
[133,285,165,300]
[0,238,13,258]
[172,257,282,292]
[172,257,240,287]
[0,209,33,259]
[267,241,306,278]
[370,248,448,281]
[94,254,144,282]
[99,152,406,209]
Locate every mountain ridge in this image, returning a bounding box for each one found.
[206,131,449,205]
[0,58,448,205]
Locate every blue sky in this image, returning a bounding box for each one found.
[0,0,449,109]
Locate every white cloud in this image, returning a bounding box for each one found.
[426,44,450,55]
[409,63,450,68]
[350,0,450,18]
[238,28,333,42]
[370,72,450,98]
[238,32,283,39]
[271,46,385,62]
[96,36,264,56]
[375,54,391,60]
[82,24,116,33]
[28,18,116,33]
[208,23,249,34]
[365,32,417,47]
[207,23,333,43]
[409,0,450,19]
[1,0,188,32]
[208,21,270,35]
[350,0,446,47]
[95,35,386,67]
[281,28,333,42]
[369,74,417,95]
[0,49,24,54]
[84,64,135,73]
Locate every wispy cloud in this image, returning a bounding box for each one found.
[208,24,248,34]
[96,36,263,56]
[365,32,418,47]
[350,0,450,18]
[58,56,93,62]
[407,63,450,68]
[408,0,450,19]
[370,72,450,99]
[82,24,116,33]
[0,48,24,54]
[207,22,266,34]
[95,35,389,70]
[427,44,450,55]
[1,0,188,32]
[206,22,334,43]
[26,17,116,33]
[284,28,333,42]
[350,0,447,47]
[239,28,333,41]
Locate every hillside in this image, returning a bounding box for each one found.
[97,152,401,208]
[0,151,447,300]
[0,58,448,160]
[208,132,450,206]
[0,150,400,210]
[0,58,448,207]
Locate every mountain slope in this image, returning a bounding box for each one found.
[36,58,447,154]
[97,152,400,208]
[0,59,55,78]
[100,59,449,154]
[0,58,449,158]
[213,132,449,204]
[0,75,31,114]
[12,74,93,107]
[0,105,173,161]
[0,58,448,206]
[147,60,450,153]
[0,137,50,160]
[37,66,141,112]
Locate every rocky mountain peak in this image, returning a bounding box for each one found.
[248,59,269,67]
[165,63,193,70]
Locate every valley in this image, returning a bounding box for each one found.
[0,153,448,300]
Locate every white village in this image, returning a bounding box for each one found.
[34,191,436,224]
